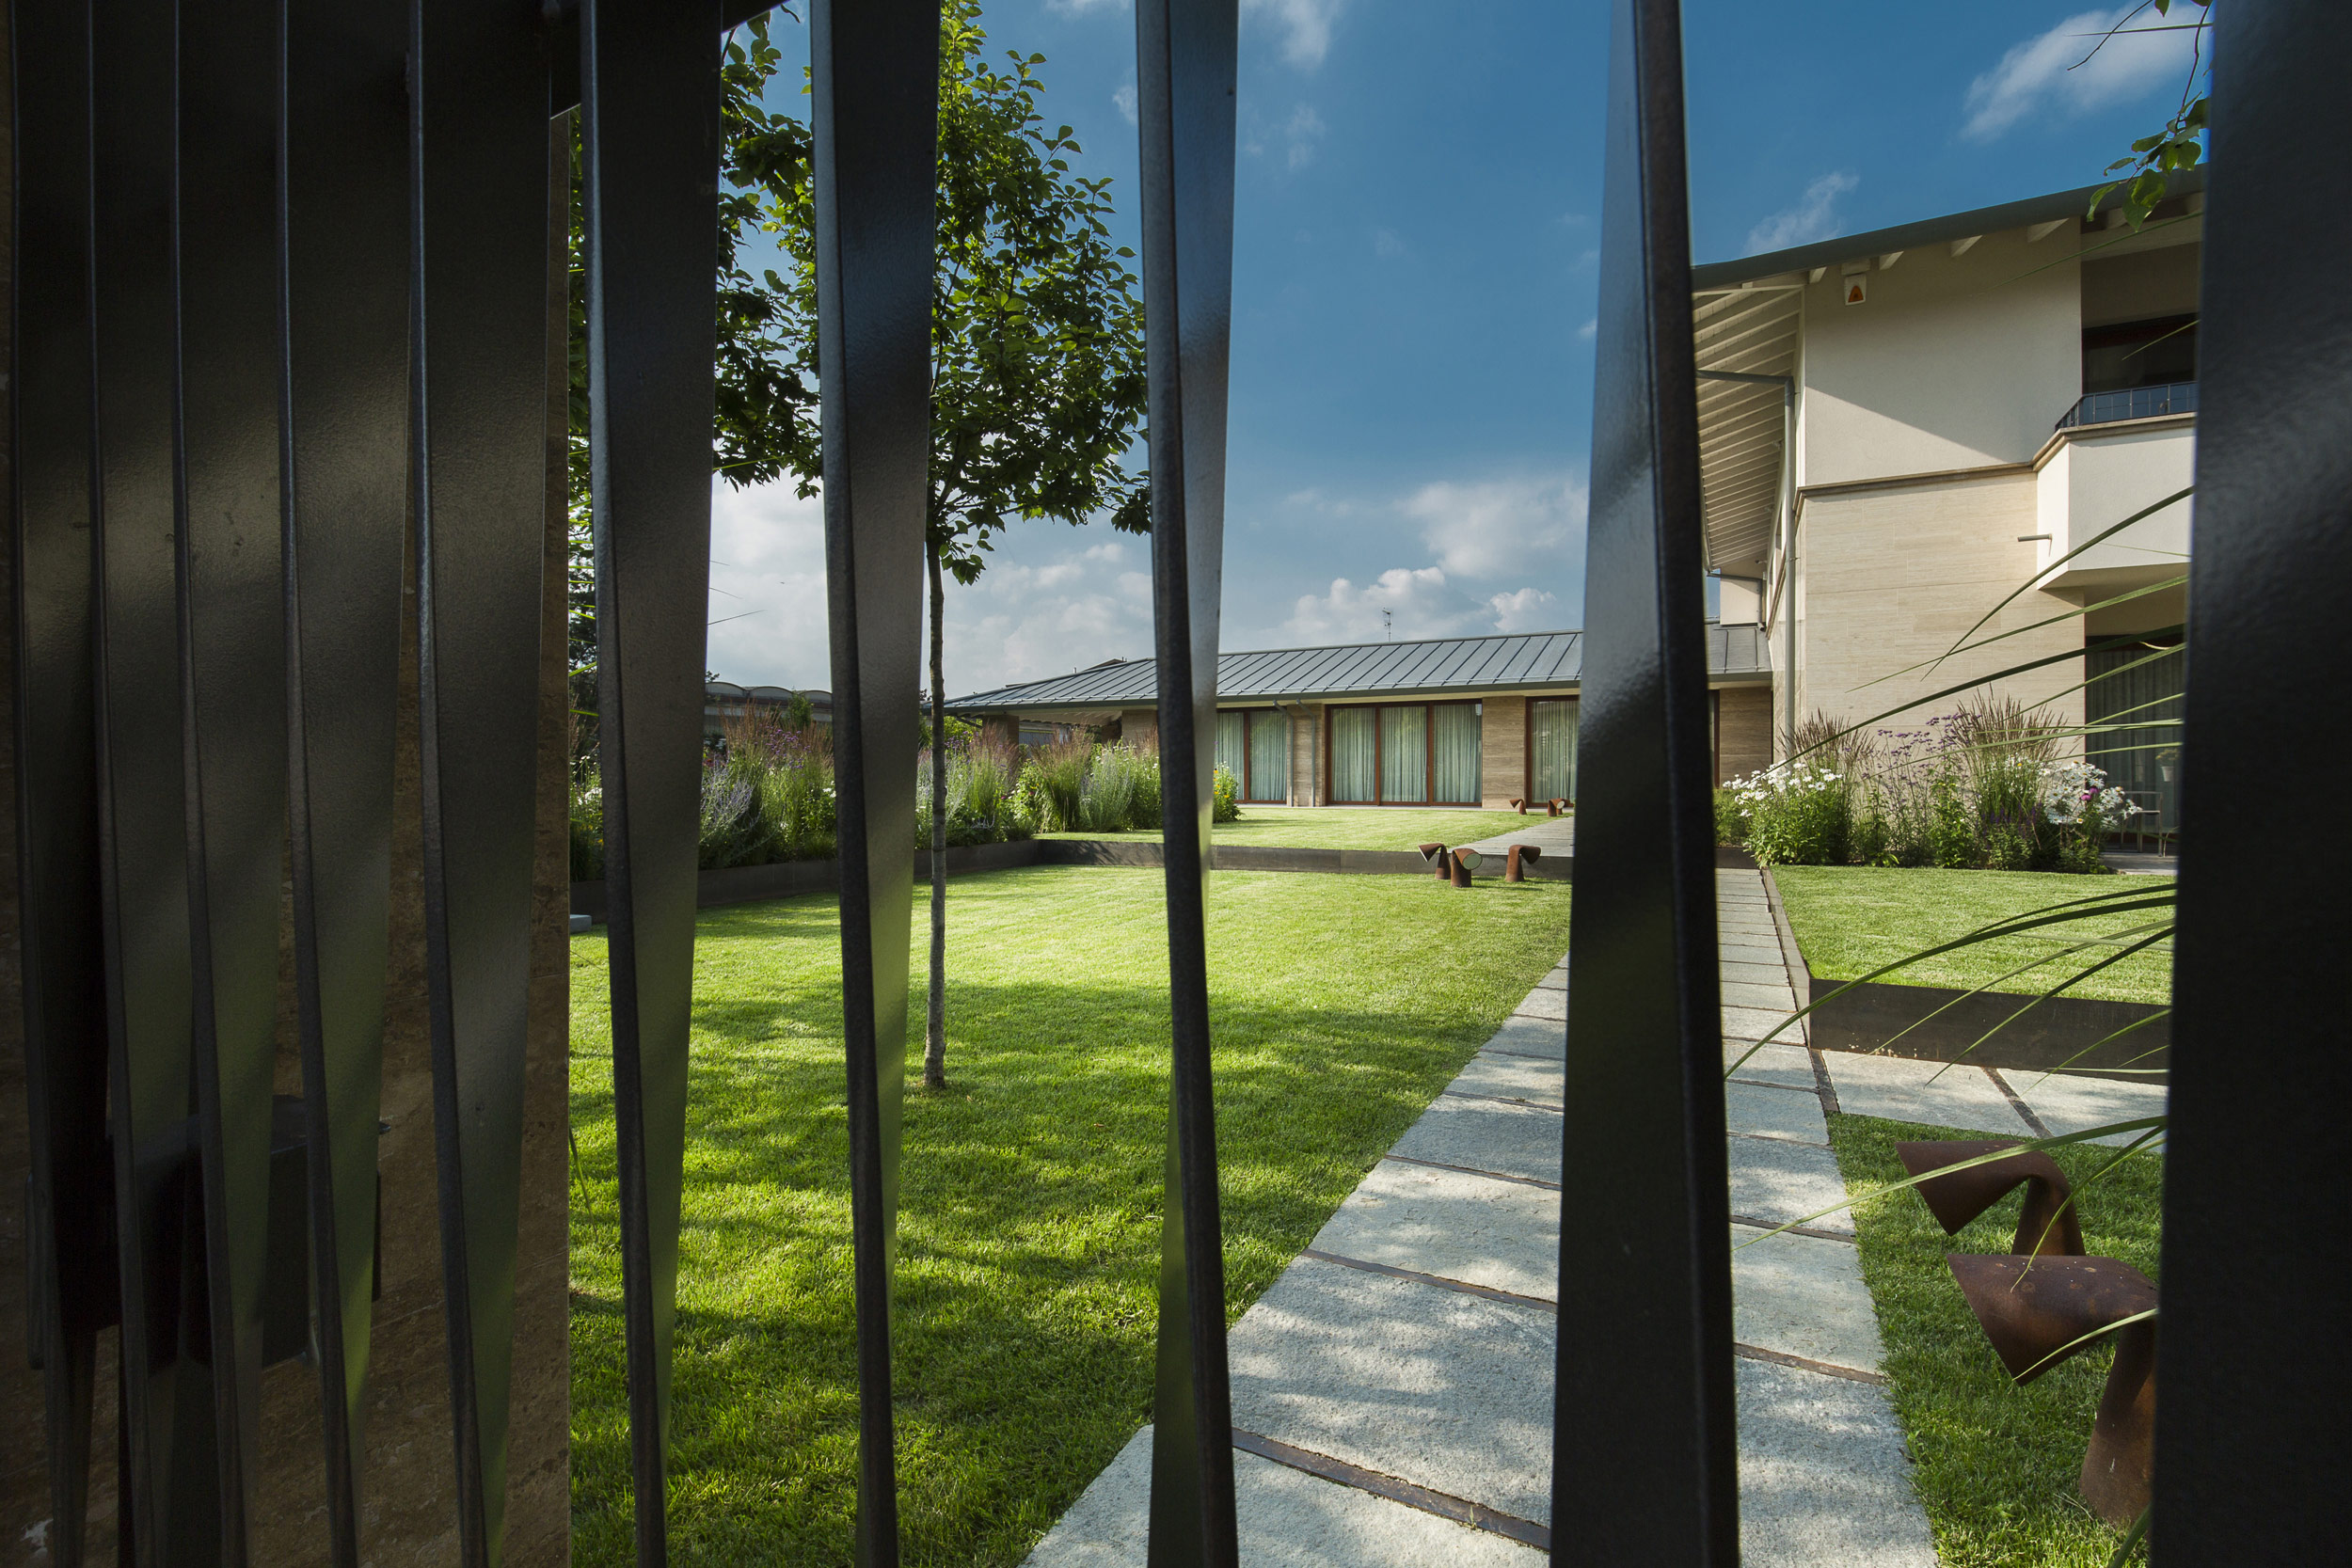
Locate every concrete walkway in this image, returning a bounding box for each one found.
[1458,814,1576,862]
[1025,867,2165,1566]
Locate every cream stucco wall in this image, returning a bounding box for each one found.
[1795,473,2086,738]
[1798,226,2082,487]
[2035,420,2195,591]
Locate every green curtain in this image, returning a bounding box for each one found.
[1215,710,1246,784]
[1247,710,1289,801]
[1330,707,1376,801]
[1531,699,1579,802]
[1434,704,1481,802]
[1380,705,1427,802]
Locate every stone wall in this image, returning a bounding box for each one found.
[1715,686,1773,784]
[1480,695,1530,808]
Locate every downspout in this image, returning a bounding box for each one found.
[1696,368,1797,755]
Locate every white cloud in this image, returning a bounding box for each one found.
[1401,474,1589,580]
[1963,7,2201,142]
[1745,170,1860,255]
[1112,82,1137,126]
[1281,564,1566,645]
[1047,0,1129,14]
[1576,317,1597,341]
[1486,587,1556,632]
[1285,103,1327,168]
[705,479,831,689]
[1243,0,1347,70]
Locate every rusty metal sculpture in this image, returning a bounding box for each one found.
[1505,844,1542,882]
[1450,847,1483,888]
[1899,1138,2154,1528]
[1509,797,1528,815]
[1546,798,1571,817]
[1419,842,1449,882]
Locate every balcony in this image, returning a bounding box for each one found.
[2054,379,2198,431]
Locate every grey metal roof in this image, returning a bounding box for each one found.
[948,623,1769,713]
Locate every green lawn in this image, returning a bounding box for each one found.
[1041,804,1557,851]
[1829,1114,2159,1567]
[568,865,1572,1564]
[1772,866,2172,1006]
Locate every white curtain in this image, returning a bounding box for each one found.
[1531,699,1579,802]
[1380,705,1427,802]
[1330,707,1376,801]
[1216,710,1246,783]
[1247,710,1289,801]
[1434,704,1482,802]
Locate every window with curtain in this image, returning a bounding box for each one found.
[1329,707,1376,801]
[1246,710,1289,801]
[1434,704,1481,803]
[1380,705,1427,802]
[1531,698,1579,802]
[1215,710,1246,784]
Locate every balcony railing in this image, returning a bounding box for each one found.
[2056,379,2199,430]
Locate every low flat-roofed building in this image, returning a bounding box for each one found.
[946,623,1772,808]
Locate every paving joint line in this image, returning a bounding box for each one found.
[1807,1048,1843,1117]
[1381,1153,1559,1191]
[1479,1044,1562,1063]
[1727,1074,1820,1097]
[1987,1066,2055,1137]
[1726,1127,1829,1149]
[1300,1248,1555,1314]
[1441,1088,1564,1115]
[1229,1429,1551,1551]
[1732,1341,1886,1386]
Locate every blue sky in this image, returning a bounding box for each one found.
[704,1,2204,694]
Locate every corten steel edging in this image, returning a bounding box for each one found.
[410,1,555,1560]
[1805,975,2169,1081]
[10,4,111,1560]
[90,0,219,1553]
[581,3,722,1560]
[1134,1,1241,1562]
[1552,1,1739,1561]
[809,2,936,1560]
[2158,2,2350,1556]
[178,0,294,1544]
[278,1,410,1553]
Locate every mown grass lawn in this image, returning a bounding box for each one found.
[1830,1114,2160,1567]
[568,864,1572,1565]
[1772,866,2172,1005]
[1041,803,1556,851]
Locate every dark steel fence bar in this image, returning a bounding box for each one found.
[175,0,291,1547]
[409,1,556,1560]
[2156,4,2347,1559]
[10,3,110,1560]
[278,1,411,1557]
[580,2,723,1561]
[91,0,220,1554]
[1550,1,1737,1562]
[1132,1,1239,1563]
[808,1,937,1560]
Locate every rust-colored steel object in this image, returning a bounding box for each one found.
[1897,1138,2085,1257]
[1546,798,1571,817]
[1419,842,1449,882]
[1450,847,1483,888]
[1947,1253,2157,1527]
[1504,844,1542,882]
[1509,797,1528,815]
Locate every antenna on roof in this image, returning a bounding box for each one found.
[1383,610,1392,641]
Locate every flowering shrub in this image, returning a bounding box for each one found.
[1212,764,1241,824]
[1726,765,1851,867]
[569,774,604,881]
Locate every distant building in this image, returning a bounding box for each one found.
[703,682,830,742]
[946,625,1772,807]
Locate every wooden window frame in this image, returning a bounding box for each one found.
[1320,698,1483,806]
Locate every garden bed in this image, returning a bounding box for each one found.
[1829,1114,2159,1567]
[1043,804,1551,852]
[566,865,1574,1562]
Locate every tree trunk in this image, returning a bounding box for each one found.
[924,547,949,1088]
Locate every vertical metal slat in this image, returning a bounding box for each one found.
[1132,1,1240,1563]
[2154,3,2348,1559]
[580,3,722,1563]
[1550,0,1738,1561]
[408,1,554,1560]
[807,1,937,1560]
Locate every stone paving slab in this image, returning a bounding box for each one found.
[1721,942,1787,967]
[1534,965,1567,990]
[1731,1226,1882,1373]
[1723,1005,1802,1042]
[1449,1050,1565,1108]
[1997,1069,2169,1147]
[1735,1359,1937,1567]
[1022,1427,1545,1568]
[1390,1097,1561,1187]
[1721,979,1799,1011]
[1726,1081,1830,1147]
[1727,1136,1855,1236]
[1512,987,1566,1022]
[1481,1015,1564,1062]
[1227,1257,1558,1526]
[1822,1053,2030,1136]
[1311,1160,1560,1302]
[1722,958,1798,988]
[1724,1040,1817,1090]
